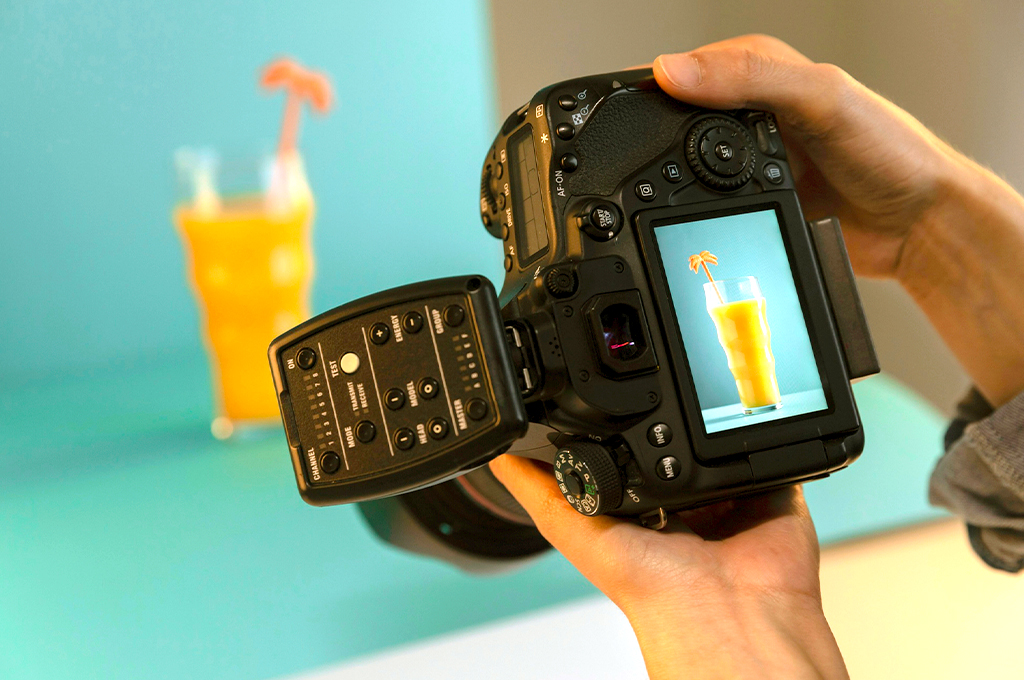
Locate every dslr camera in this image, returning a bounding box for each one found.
[268,69,878,566]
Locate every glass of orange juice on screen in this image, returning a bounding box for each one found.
[703,276,782,414]
[175,58,333,439]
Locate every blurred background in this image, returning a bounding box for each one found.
[2,1,1023,678]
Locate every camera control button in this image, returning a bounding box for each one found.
[656,456,681,481]
[427,417,450,440]
[369,323,390,345]
[685,117,756,190]
[504,255,513,271]
[763,162,784,184]
[443,304,465,327]
[558,94,578,111]
[393,428,416,451]
[417,377,439,400]
[647,422,673,447]
[296,347,317,370]
[576,202,621,241]
[555,123,575,140]
[320,451,341,475]
[545,267,579,298]
[755,120,778,155]
[402,311,424,334]
[563,470,584,498]
[559,153,578,172]
[466,398,489,420]
[494,162,504,179]
[635,180,657,201]
[496,192,506,209]
[340,352,360,374]
[355,420,376,443]
[662,161,683,183]
[384,388,406,410]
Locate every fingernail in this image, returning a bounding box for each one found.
[657,53,702,89]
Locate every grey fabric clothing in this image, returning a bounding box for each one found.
[929,387,1024,572]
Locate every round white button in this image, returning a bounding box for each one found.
[340,352,360,374]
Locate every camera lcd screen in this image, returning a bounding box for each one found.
[654,209,828,434]
[506,125,548,263]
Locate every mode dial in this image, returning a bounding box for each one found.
[553,441,623,516]
[684,117,756,191]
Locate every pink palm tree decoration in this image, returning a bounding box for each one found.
[260,58,334,158]
[689,250,724,304]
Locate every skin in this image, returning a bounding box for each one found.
[491,34,1024,679]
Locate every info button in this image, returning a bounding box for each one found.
[647,422,673,447]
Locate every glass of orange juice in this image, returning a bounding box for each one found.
[704,276,781,414]
[174,149,314,438]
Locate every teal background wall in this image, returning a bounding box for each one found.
[0,0,504,381]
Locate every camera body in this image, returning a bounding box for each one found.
[476,68,875,524]
[269,68,877,549]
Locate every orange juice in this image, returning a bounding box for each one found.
[176,196,314,427]
[708,297,781,412]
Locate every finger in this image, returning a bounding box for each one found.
[489,453,660,590]
[653,37,853,139]
[488,455,625,559]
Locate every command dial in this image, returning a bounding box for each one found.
[553,441,623,516]
[684,117,756,191]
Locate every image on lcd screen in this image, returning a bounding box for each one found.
[654,209,828,434]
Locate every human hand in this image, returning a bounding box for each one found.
[653,34,955,279]
[490,455,848,680]
[654,35,1024,407]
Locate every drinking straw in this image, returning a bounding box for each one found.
[260,58,334,158]
[689,250,724,305]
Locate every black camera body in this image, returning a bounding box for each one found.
[477,68,876,525]
[269,68,877,556]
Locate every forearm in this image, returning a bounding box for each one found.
[622,591,848,679]
[897,153,1024,407]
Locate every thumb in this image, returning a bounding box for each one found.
[653,38,852,139]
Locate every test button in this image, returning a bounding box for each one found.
[340,352,360,374]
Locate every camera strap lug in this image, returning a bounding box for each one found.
[638,507,668,531]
